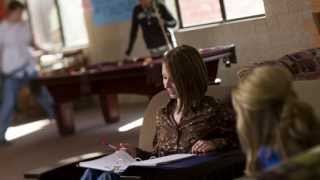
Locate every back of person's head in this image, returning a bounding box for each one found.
[7,1,25,12]
[164,45,208,114]
[232,66,320,176]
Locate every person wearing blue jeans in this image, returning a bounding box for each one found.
[0,1,55,144]
[0,71,55,143]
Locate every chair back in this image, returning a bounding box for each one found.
[139,91,169,151]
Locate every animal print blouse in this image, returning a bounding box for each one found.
[137,96,239,159]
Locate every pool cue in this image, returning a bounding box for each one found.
[152,0,174,50]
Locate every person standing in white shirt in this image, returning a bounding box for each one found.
[0,1,55,144]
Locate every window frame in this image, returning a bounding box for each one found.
[175,0,266,29]
[26,0,88,50]
[25,0,64,48]
[54,0,66,47]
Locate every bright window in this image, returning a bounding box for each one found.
[177,0,266,28]
[27,0,63,49]
[27,0,88,50]
[178,0,222,27]
[224,0,266,20]
[58,0,89,48]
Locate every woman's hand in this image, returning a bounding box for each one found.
[191,140,216,154]
[119,143,137,157]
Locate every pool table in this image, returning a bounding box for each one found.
[33,45,236,135]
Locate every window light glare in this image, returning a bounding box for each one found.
[118,118,143,132]
[5,119,51,141]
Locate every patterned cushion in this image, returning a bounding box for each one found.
[238,48,320,80]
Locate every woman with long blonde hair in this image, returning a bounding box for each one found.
[232,66,320,176]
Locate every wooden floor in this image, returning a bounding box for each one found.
[0,102,147,180]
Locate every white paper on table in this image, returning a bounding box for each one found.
[79,150,136,172]
[79,150,195,172]
[130,153,195,167]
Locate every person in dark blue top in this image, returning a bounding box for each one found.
[232,66,320,177]
[257,146,281,170]
[125,0,176,58]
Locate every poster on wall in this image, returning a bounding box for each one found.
[91,0,138,26]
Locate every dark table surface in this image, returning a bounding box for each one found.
[123,149,245,179]
[25,149,244,180]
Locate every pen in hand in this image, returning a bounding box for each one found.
[101,139,118,151]
[106,143,117,150]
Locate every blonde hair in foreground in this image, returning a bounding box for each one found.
[232,66,320,176]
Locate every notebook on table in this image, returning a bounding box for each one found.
[79,150,195,173]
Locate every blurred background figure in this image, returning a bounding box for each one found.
[125,0,176,59]
[0,1,55,145]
